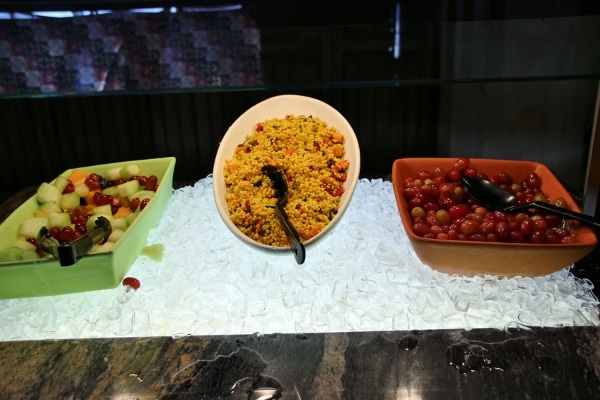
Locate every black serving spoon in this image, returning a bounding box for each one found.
[262,165,306,264]
[461,176,600,231]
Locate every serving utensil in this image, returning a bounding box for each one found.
[262,165,306,264]
[461,176,600,231]
[38,216,113,266]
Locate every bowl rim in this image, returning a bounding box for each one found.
[392,157,598,249]
[212,94,361,253]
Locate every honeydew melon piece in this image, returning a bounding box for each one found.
[92,204,112,215]
[126,212,138,226]
[0,247,23,262]
[22,249,40,260]
[86,214,113,232]
[37,182,61,204]
[89,241,114,254]
[102,186,119,197]
[48,212,72,229]
[119,164,140,180]
[108,229,125,243]
[106,166,123,181]
[141,243,164,261]
[117,179,140,198]
[128,190,155,202]
[53,175,70,193]
[11,239,36,251]
[20,217,49,239]
[60,192,80,211]
[39,201,62,214]
[111,217,128,231]
[74,183,90,197]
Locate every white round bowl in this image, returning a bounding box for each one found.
[213,94,361,254]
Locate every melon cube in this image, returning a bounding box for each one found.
[37,182,61,204]
[126,212,138,226]
[120,164,140,180]
[20,217,49,239]
[60,192,80,211]
[11,239,37,252]
[102,186,119,197]
[48,212,72,229]
[128,190,155,202]
[106,166,123,181]
[39,201,62,214]
[0,247,23,262]
[118,180,140,198]
[53,175,70,193]
[86,214,113,232]
[111,217,128,231]
[74,183,90,197]
[22,249,40,260]
[108,229,125,243]
[90,241,114,254]
[92,205,112,215]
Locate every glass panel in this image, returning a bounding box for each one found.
[0,1,598,98]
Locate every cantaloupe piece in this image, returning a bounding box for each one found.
[68,169,88,186]
[84,189,100,206]
[113,207,132,219]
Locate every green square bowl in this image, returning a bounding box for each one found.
[0,157,176,299]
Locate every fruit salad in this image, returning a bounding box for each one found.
[0,163,160,262]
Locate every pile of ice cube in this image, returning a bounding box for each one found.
[0,177,597,341]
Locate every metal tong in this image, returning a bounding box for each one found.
[38,216,112,266]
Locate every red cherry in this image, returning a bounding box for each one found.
[145,175,158,191]
[140,198,151,211]
[58,226,74,243]
[130,197,140,212]
[122,277,141,291]
[63,182,75,193]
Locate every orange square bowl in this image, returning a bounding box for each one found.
[391,158,597,277]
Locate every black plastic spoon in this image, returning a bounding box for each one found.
[461,176,600,231]
[262,165,306,264]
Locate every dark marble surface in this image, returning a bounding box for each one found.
[1,327,600,399]
[2,186,600,399]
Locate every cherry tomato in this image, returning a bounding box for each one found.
[449,204,469,220]
[403,158,577,244]
[453,158,470,172]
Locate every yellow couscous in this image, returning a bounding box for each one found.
[223,114,349,247]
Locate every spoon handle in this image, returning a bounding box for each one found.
[276,202,306,264]
[509,201,600,231]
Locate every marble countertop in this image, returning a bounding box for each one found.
[1,327,600,399]
[2,182,600,399]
